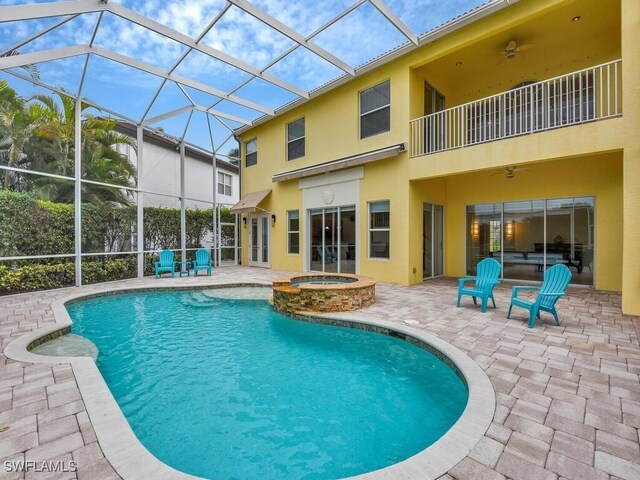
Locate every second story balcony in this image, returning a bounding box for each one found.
[409,60,622,158]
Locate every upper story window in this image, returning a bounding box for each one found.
[245,139,257,167]
[217,172,232,196]
[360,80,390,139]
[287,118,305,161]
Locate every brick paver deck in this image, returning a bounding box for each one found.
[0,267,638,479]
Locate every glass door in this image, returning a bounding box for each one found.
[309,206,356,273]
[248,214,270,267]
[423,203,444,279]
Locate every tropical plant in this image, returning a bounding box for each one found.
[0,81,46,190]
[227,146,240,165]
[27,90,137,205]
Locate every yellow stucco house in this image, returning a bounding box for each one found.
[233,0,640,316]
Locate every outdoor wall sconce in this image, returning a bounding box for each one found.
[471,221,479,237]
[271,214,276,226]
[505,221,513,239]
[242,217,247,227]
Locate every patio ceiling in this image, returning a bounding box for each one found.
[0,0,508,153]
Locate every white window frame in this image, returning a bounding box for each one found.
[287,118,305,161]
[217,172,232,196]
[359,80,391,139]
[368,200,390,259]
[287,210,300,255]
[245,138,257,167]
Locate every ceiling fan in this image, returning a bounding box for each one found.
[490,166,529,179]
[501,39,535,60]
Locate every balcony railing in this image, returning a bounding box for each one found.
[410,59,622,157]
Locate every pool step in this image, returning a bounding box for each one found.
[31,333,99,360]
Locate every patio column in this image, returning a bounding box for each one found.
[621,0,640,315]
[136,125,144,278]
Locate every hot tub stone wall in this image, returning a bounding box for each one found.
[272,274,375,314]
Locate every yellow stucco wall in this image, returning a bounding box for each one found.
[236,0,640,314]
[409,153,623,292]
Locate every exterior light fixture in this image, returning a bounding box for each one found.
[572,16,581,22]
[271,214,276,226]
[456,61,463,67]
[242,217,247,227]
[505,221,513,239]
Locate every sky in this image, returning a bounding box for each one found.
[0,0,487,155]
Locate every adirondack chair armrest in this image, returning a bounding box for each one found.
[511,285,540,298]
[458,277,476,287]
[153,260,160,268]
[537,291,566,297]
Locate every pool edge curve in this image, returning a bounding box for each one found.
[3,282,495,480]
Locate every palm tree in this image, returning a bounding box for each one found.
[0,81,46,190]
[30,90,137,205]
[227,146,240,165]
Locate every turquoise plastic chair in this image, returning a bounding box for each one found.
[508,264,572,328]
[154,249,176,278]
[457,258,502,312]
[192,249,212,277]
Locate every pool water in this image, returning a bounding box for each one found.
[68,290,468,480]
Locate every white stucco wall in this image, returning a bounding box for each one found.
[116,140,239,209]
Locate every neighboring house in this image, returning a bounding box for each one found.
[233,0,640,316]
[114,120,239,209]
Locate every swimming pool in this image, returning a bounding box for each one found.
[68,289,468,479]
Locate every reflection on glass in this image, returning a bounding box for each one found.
[503,200,544,282]
[466,203,501,276]
[466,197,594,286]
[261,216,269,263]
[547,197,594,286]
[309,206,356,273]
[250,218,258,262]
[423,203,444,278]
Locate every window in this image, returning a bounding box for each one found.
[360,80,390,139]
[287,210,299,254]
[287,118,305,161]
[245,139,257,167]
[466,197,594,286]
[369,201,390,259]
[217,172,232,196]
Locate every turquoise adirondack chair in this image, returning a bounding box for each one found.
[457,258,502,312]
[154,249,176,278]
[192,249,212,276]
[507,264,572,328]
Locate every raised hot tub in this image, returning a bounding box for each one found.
[272,273,376,314]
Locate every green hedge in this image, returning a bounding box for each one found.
[0,190,236,294]
[0,256,138,294]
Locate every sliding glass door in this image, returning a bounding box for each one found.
[423,203,444,279]
[309,206,356,273]
[466,197,594,285]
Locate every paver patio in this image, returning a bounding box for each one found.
[0,267,639,479]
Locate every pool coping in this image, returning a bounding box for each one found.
[3,282,496,480]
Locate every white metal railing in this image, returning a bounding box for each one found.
[410,59,622,157]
